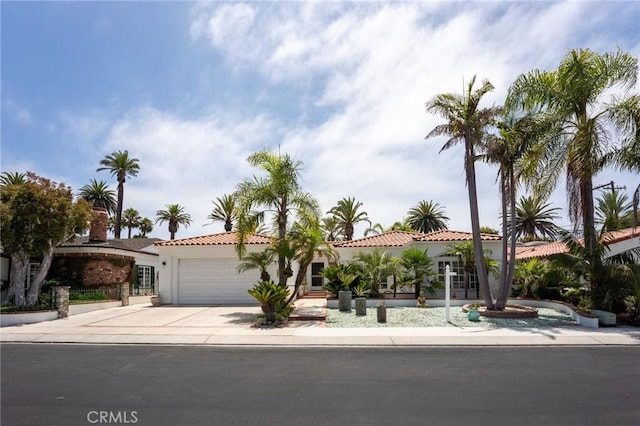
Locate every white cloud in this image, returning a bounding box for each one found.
[3,98,33,125]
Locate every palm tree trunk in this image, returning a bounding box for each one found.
[496,171,509,309]
[465,139,494,308]
[277,199,288,287]
[506,169,518,302]
[115,179,124,239]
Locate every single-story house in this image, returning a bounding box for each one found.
[156,229,504,305]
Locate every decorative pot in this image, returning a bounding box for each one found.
[355,297,367,316]
[467,309,481,322]
[150,296,161,307]
[338,291,352,312]
[377,305,387,323]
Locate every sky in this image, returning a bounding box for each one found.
[2,1,639,241]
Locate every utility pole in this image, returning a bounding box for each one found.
[593,180,626,194]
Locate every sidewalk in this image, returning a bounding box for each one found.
[1,303,639,346]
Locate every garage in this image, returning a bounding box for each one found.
[178,258,256,305]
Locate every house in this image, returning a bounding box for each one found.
[514,227,640,261]
[156,229,504,305]
[155,232,275,304]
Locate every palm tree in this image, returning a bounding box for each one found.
[0,172,26,186]
[511,195,561,242]
[406,200,449,233]
[364,223,385,236]
[353,249,393,296]
[327,196,370,241]
[321,216,341,241]
[78,179,117,215]
[234,150,319,286]
[121,208,141,239]
[97,150,140,239]
[506,48,638,270]
[595,191,632,232]
[236,250,275,282]
[207,194,236,232]
[399,247,436,298]
[155,204,192,240]
[137,217,154,237]
[426,75,502,308]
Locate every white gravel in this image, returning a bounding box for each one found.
[326,307,578,328]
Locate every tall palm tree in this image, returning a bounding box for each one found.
[78,179,117,215]
[137,217,154,237]
[327,196,370,241]
[595,191,632,232]
[0,172,26,186]
[364,222,385,236]
[426,75,502,308]
[506,48,638,269]
[155,204,192,240]
[121,208,141,239]
[511,195,561,242]
[321,216,341,241]
[207,194,236,232]
[406,200,449,233]
[235,150,319,286]
[97,150,140,238]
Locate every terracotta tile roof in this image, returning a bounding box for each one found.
[416,229,502,242]
[155,232,273,247]
[514,242,569,260]
[333,231,423,248]
[514,227,640,260]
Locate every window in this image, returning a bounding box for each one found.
[311,262,324,287]
[437,259,477,290]
[137,265,155,288]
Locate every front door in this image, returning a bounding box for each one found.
[310,262,324,289]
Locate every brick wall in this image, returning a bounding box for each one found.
[48,253,134,287]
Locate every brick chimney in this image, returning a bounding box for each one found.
[89,207,108,243]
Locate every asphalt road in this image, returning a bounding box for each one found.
[1,344,639,426]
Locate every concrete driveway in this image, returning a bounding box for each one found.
[2,303,640,346]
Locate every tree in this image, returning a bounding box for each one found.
[155,204,192,240]
[237,251,275,282]
[137,218,154,237]
[506,48,639,272]
[0,172,26,186]
[121,208,141,239]
[511,195,561,242]
[479,226,500,235]
[327,197,371,241]
[207,194,237,232]
[353,249,393,297]
[364,223,385,236]
[97,150,140,239]
[234,150,319,286]
[406,200,449,233]
[595,191,632,232]
[0,173,92,307]
[78,179,117,215]
[426,75,502,308]
[321,216,341,241]
[399,247,436,298]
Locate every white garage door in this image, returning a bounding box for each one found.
[178,258,256,305]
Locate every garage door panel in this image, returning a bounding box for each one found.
[178,259,256,304]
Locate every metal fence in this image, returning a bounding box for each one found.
[130,283,157,296]
[68,287,120,303]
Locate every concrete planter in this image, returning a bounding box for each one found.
[376,304,387,323]
[338,291,352,312]
[150,296,161,307]
[1,310,58,327]
[590,310,616,327]
[355,297,367,316]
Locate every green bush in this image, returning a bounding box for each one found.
[69,291,110,302]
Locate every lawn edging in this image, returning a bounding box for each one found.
[1,310,58,327]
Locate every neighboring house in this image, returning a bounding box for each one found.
[155,232,275,304]
[515,227,640,261]
[3,208,162,297]
[156,229,504,305]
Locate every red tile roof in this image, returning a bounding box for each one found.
[333,230,422,248]
[514,227,640,260]
[155,232,273,247]
[416,229,502,242]
[514,242,569,260]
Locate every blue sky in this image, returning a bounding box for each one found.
[2,1,639,240]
